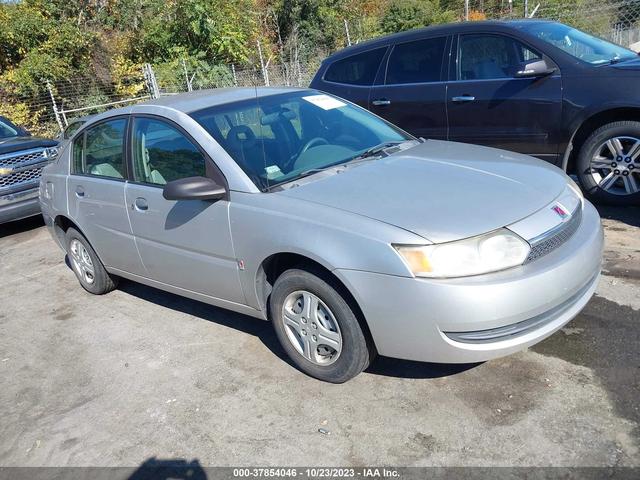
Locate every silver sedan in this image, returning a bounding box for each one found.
[39,88,603,382]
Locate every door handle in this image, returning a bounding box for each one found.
[75,186,85,198]
[133,197,148,211]
[451,95,476,103]
[372,99,391,106]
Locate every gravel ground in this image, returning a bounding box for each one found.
[0,206,638,468]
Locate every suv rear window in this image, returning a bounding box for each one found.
[324,47,386,86]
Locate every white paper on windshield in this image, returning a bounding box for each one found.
[265,164,284,180]
[302,94,346,110]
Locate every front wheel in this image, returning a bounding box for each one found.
[269,268,374,383]
[576,121,640,206]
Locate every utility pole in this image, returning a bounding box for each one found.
[464,0,469,21]
[46,81,65,133]
[344,19,352,46]
[143,63,160,99]
[257,41,270,86]
[181,58,193,92]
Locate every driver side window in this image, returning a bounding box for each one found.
[458,34,542,80]
[131,117,206,185]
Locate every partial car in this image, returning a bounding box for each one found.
[310,20,640,205]
[0,115,58,224]
[40,88,603,382]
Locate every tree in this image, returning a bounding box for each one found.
[380,0,456,34]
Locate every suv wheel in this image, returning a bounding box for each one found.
[65,227,118,295]
[577,121,640,206]
[269,268,375,383]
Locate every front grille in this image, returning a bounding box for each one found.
[0,148,49,194]
[524,206,583,264]
[0,148,47,169]
[0,166,43,189]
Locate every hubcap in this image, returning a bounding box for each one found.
[69,239,95,285]
[590,136,640,196]
[281,290,342,366]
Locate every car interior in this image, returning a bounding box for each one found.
[192,97,384,187]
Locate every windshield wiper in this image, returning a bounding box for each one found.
[350,140,405,161]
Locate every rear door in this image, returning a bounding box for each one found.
[67,117,142,273]
[314,47,388,108]
[446,33,562,161]
[124,115,245,304]
[369,35,450,140]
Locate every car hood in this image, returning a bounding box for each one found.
[278,140,568,243]
[0,136,57,156]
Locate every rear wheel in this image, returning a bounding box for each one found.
[577,121,640,206]
[270,268,374,383]
[65,227,118,295]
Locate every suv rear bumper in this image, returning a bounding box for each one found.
[0,188,41,224]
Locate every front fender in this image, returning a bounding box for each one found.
[229,191,425,310]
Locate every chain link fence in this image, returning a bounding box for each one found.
[464,0,640,46]
[2,0,639,137]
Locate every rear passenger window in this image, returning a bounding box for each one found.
[73,119,127,179]
[324,47,386,86]
[386,37,447,84]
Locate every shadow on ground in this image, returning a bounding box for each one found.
[118,279,477,381]
[532,295,640,440]
[0,215,44,239]
[127,458,207,480]
[596,205,640,228]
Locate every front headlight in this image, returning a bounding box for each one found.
[394,229,531,278]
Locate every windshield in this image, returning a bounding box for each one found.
[190,91,411,190]
[0,117,19,139]
[522,23,637,65]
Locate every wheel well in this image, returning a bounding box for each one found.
[53,215,81,248]
[257,252,375,348]
[566,108,640,173]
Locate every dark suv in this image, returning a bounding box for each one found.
[0,116,58,223]
[311,20,640,205]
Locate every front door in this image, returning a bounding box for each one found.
[446,34,562,162]
[369,36,449,140]
[124,116,245,304]
[67,117,142,273]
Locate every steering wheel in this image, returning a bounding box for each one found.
[300,137,329,154]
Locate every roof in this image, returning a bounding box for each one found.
[136,86,305,113]
[324,19,555,62]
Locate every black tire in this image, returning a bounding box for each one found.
[269,268,375,383]
[576,121,640,206]
[65,227,118,295]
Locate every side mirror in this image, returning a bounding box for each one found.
[17,126,31,137]
[163,176,226,201]
[515,59,556,78]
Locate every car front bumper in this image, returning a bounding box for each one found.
[336,200,603,364]
[0,187,41,224]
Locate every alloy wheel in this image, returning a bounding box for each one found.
[590,136,640,196]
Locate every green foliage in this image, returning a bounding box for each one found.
[380,0,456,34]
